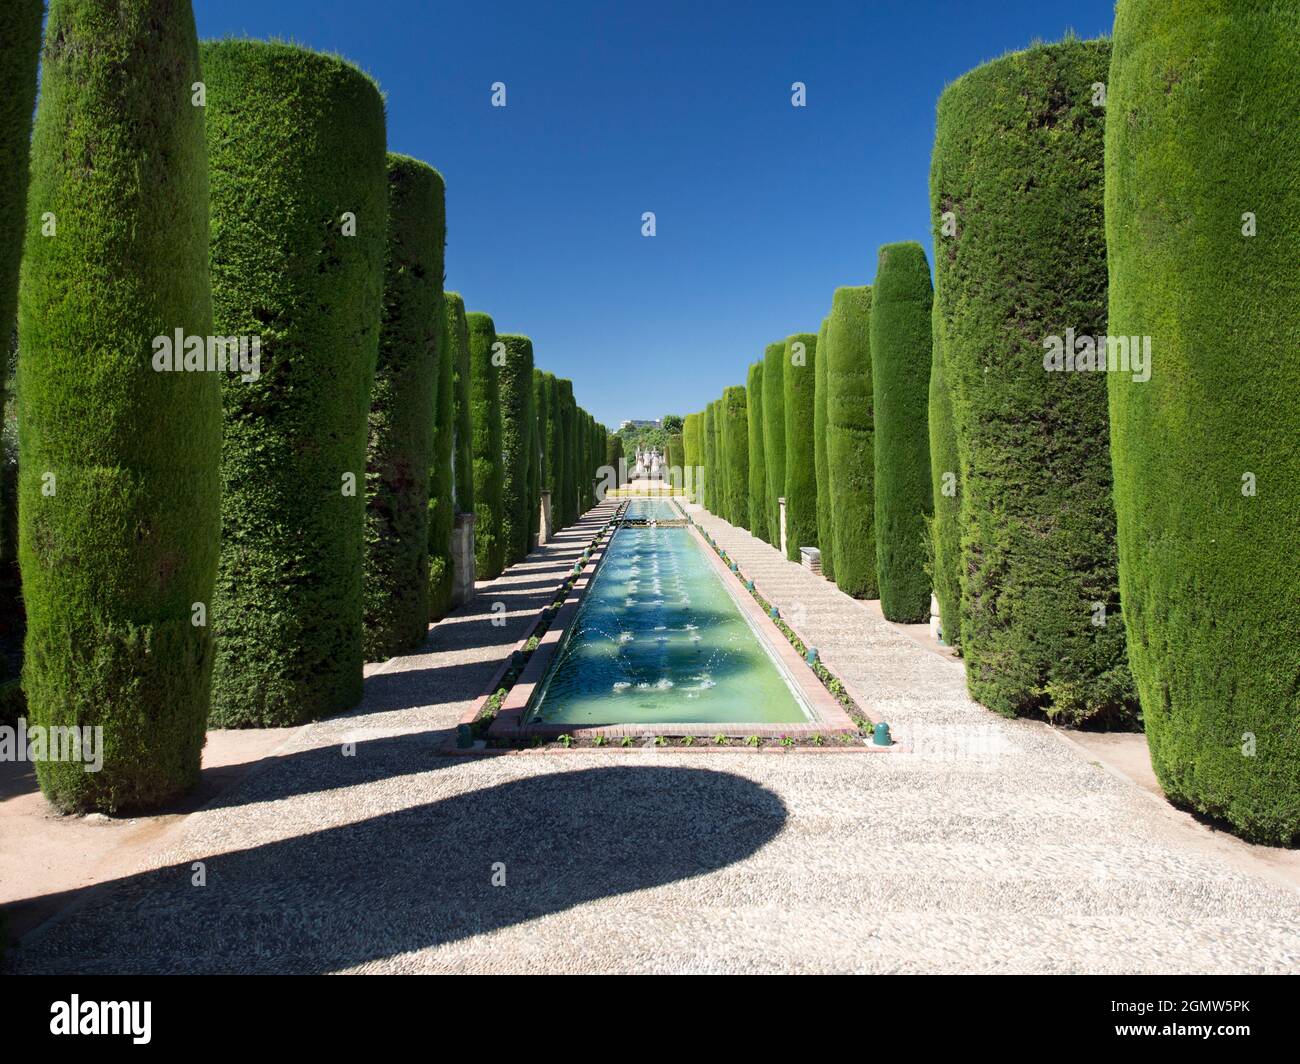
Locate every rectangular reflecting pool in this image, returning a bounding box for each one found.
[526,502,811,727]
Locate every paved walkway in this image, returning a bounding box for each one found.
[6,501,1298,973]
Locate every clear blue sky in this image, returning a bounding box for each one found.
[193,0,1116,428]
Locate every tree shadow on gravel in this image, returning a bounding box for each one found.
[6,765,787,974]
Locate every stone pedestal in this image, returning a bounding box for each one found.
[538,490,553,546]
[451,512,476,608]
[779,496,788,558]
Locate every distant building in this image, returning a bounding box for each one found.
[619,418,661,431]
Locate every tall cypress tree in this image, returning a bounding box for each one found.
[428,289,461,623]
[870,242,933,622]
[1107,0,1299,840]
[933,38,1136,727]
[745,362,769,543]
[783,333,818,561]
[0,0,42,581]
[825,287,877,598]
[204,40,387,727]
[761,342,786,546]
[928,297,962,648]
[447,292,474,517]
[363,155,444,659]
[467,311,505,579]
[498,334,535,565]
[682,412,702,503]
[813,316,836,580]
[19,0,221,809]
[723,386,749,529]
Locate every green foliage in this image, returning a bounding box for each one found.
[927,296,961,648]
[497,335,535,565]
[661,414,684,435]
[722,386,748,528]
[1107,0,1298,840]
[204,40,387,728]
[364,155,444,659]
[448,292,474,516]
[429,293,463,623]
[467,311,505,578]
[870,242,933,623]
[824,287,877,598]
[531,369,549,542]
[18,1,220,809]
[813,317,835,579]
[932,37,1136,727]
[555,379,576,525]
[745,361,769,543]
[761,342,786,544]
[666,433,683,488]
[702,402,718,513]
[715,395,729,515]
[783,333,818,561]
[606,427,624,480]
[0,1,41,562]
[682,412,702,502]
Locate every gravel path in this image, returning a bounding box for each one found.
[7,501,1298,974]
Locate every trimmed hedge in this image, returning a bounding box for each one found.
[497,335,535,565]
[467,311,505,578]
[429,291,461,622]
[782,333,818,561]
[562,385,580,523]
[928,296,962,648]
[363,155,444,660]
[607,433,625,485]
[824,287,877,598]
[204,40,387,728]
[530,369,549,543]
[761,342,786,547]
[716,397,729,515]
[555,379,576,525]
[813,316,835,580]
[933,37,1136,727]
[702,402,718,514]
[666,433,683,489]
[18,0,221,809]
[682,412,702,502]
[870,242,933,623]
[447,292,474,515]
[723,386,748,528]
[0,0,42,570]
[0,0,40,338]
[1107,0,1299,841]
[745,362,769,543]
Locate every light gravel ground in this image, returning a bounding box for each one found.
[6,502,1298,974]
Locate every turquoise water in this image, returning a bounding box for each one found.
[622,498,682,521]
[528,523,810,726]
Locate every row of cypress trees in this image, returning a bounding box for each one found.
[689,10,1298,843]
[2,2,608,813]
